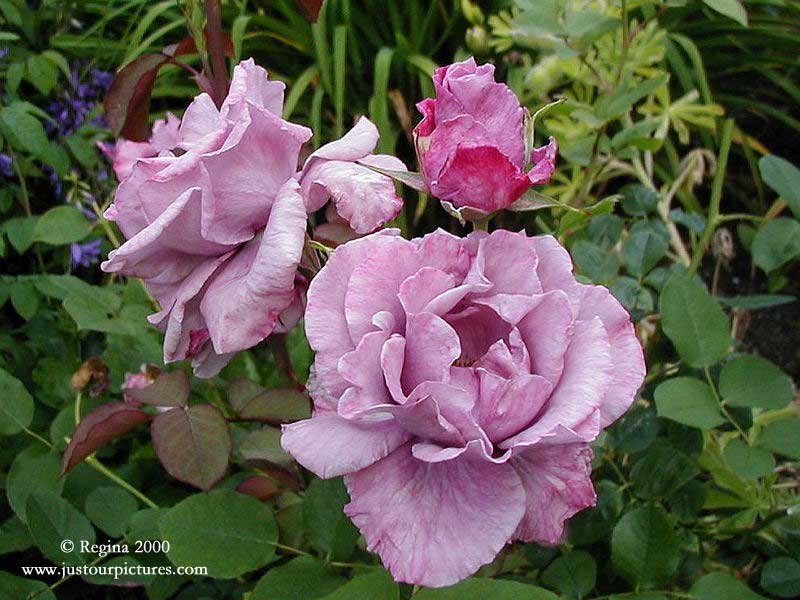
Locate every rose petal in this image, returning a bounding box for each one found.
[344,442,525,588]
[511,442,596,544]
[576,285,646,427]
[281,412,409,478]
[435,145,533,213]
[200,179,307,354]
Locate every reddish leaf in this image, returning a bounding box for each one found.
[105,53,172,140]
[228,379,310,424]
[61,402,150,475]
[236,476,279,502]
[151,404,231,491]
[296,0,325,20]
[127,369,190,408]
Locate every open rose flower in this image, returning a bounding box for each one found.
[282,228,645,587]
[102,59,402,377]
[415,58,557,218]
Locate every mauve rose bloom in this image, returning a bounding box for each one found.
[415,57,557,217]
[102,59,312,377]
[102,59,401,377]
[282,228,645,588]
[100,113,181,182]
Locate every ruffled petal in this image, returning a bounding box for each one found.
[576,285,646,427]
[202,103,311,245]
[221,58,286,119]
[200,179,307,354]
[511,443,596,544]
[515,290,574,386]
[305,230,402,400]
[503,317,612,448]
[528,137,558,185]
[434,145,533,212]
[344,237,420,342]
[344,443,525,588]
[281,412,409,478]
[301,158,404,234]
[402,313,461,393]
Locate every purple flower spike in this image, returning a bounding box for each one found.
[0,153,13,177]
[70,239,102,270]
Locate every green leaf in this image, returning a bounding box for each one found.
[719,355,793,409]
[660,274,731,367]
[595,74,670,121]
[759,155,800,219]
[572,240,619,283]
[10,281,39,320]
[0,367,34,436]
[760,557,800,598]
[126,508,167,543]
[752,218,800,272]
[0,572,56,600]
[608,406,659,453]
[758,418,800,459]
[251,557,346,600]
[25,54,59,94]
[723,439,775,480]
[303,477,359,562]
[541,550,597,599]
[414,577,558,600]
[151,404,231,490]
[239,426,292,466]
[621,185,659,216]
[690,572,766,600]
[33,206,92,245]
[569,480,624,545]
[630,442,698,499]
[702,0,748,27]
[26,492,95,566]
[318,567,399,600]
[588,214,624,248]
[564,11,619,45]
[622,229,668,277]
[0,516,33,555]
[3,216,38,254]
[717,295,797,309]
[160,489,278,578]
[34,274,120,311]
[65,133,99,169]
[84,486,138,537]
[654,377,725,428]
[63,293,132,335]
[611,505,681,588]
[6,446,64,523]
[0,105,49,157]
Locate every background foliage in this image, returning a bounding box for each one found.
[1,0,799,598]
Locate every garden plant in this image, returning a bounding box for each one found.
[1,0,799,599]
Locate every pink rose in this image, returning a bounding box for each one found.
[100,113,181,182]
[415,58,557,217]
[102,59,402,378]
[102,59,311,377]
[282,228,645,587]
